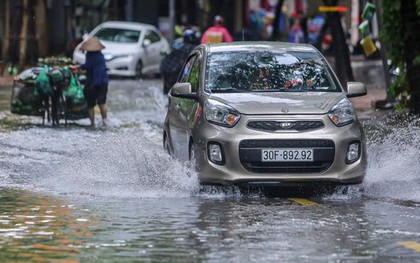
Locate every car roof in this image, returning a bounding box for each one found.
[97,21,158,31]
[205,41,319,54]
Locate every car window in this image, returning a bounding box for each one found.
[179,56,196,83]
[205,50,341,93]
[188,56,201,92]
[94,28,140,43]
[144,30,161,44]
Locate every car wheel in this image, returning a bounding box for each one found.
[135,60,143,79]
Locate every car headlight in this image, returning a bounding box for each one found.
[204,99,241,127]
[104,54,131,61]
[328,98,356,127]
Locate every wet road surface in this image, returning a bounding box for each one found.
[0,78,419,262]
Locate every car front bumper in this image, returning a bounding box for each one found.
[193,114,367,186]
[105,56,136,77]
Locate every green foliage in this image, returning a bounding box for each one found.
[389,70,409,112]
[380,1,405,104]
[381,0,420,111]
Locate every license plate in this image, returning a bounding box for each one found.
[261,148,314,162]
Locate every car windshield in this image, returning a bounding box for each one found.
[94,28,141,43]
[205,50,341,93]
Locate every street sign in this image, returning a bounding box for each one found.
[319,6,349,12]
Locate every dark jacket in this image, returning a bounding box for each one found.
[80,51,109,86]
[160,42,195,88]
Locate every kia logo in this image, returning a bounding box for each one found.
[280,122,293,128]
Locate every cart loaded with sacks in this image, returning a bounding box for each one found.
[10,58,88,126]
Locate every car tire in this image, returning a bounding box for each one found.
[135,60,143,79]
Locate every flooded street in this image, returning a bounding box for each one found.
[0,79,420,262]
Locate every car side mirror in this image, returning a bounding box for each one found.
[142,39,152,47]
[346,82,367,98]
[170,82,198,100]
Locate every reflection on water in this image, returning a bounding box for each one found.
[0,188,96,262]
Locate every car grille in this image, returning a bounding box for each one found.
[239,139,335,173]
[247,121,324,132]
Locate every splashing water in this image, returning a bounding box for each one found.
[323,113,420,202]
[363,114,420,202]
[36,129,201,199]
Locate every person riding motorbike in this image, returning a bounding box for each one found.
[160,29,199,94]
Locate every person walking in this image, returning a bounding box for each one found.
[71,37,109,128]
[201,15,233,44]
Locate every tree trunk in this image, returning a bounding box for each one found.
[1,1,10,64]
[9,0,23,71]
[35,0,48,58]
[323,0,354,86]
[401,0,420,113]
[18,0,29,70]
[26,0,38,66]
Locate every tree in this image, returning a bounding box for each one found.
[381,0,420,113]
[1,0,46,72]
[321,0,354,86]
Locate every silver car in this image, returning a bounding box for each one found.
[163,42,367,187]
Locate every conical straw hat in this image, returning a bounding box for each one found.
[81,37,105,52]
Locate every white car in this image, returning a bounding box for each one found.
[73,21,171,78]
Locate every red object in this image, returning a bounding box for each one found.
[295,0,303,14]
[201,25,233,44]
[322,34,332,45]
[336,6,349,12]
[261,0,271,11]
[291,12,300,18]
[284,80,302,88]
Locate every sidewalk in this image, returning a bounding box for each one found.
[349,58,388,113]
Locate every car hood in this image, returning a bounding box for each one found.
[99,41,139,55]
[209,92,346,115]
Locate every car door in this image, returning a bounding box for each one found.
[168,54,201,161]
[142,29,164,72]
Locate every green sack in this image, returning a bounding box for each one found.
[34,67,52,96]
[49,67,64,84]
[63,76,85,105]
